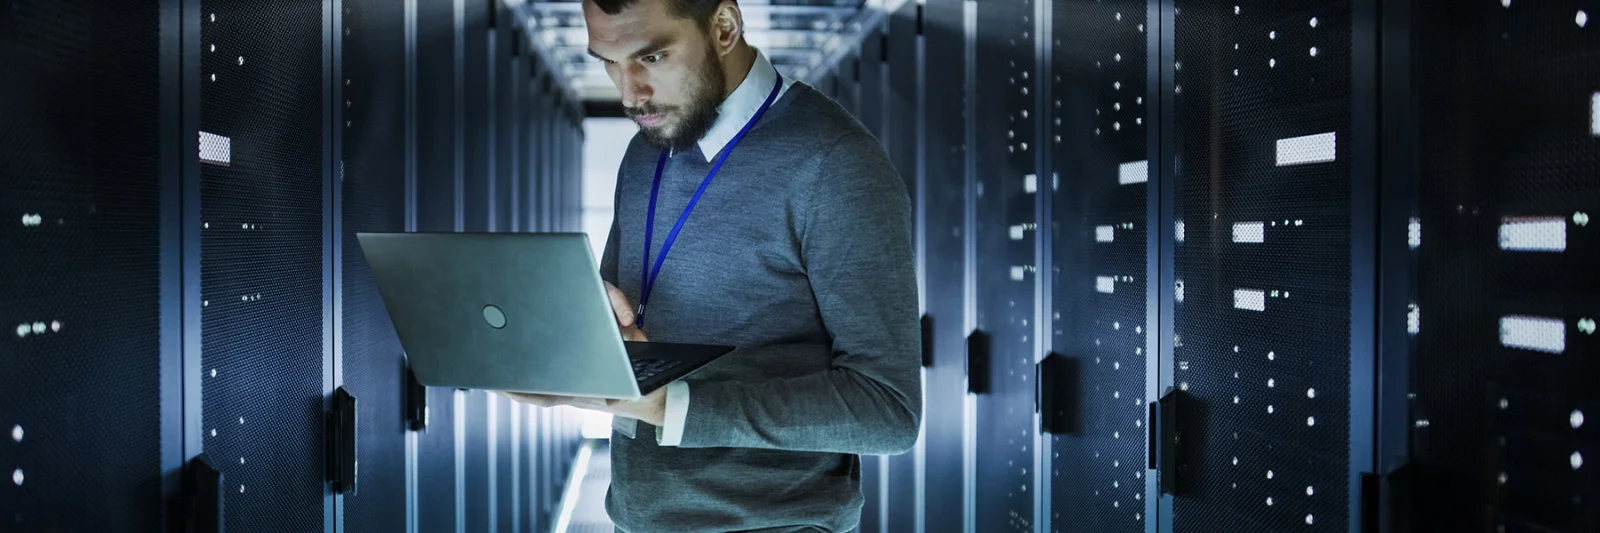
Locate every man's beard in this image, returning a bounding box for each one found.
[629,42,726,153]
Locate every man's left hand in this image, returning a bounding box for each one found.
[502,385,669,427]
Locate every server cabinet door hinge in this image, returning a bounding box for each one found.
[404,363,429,431]
[326,386,358,495]
[1148,387,1181,495]
[880,33,890,62]
[916,4,924,35]
[920,314,934,367]
[965,329,990,394]
[169,454,223,533]
[486,0,498,28]
[1038,352,1076,434]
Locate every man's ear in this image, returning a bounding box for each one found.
[711,0,743,56]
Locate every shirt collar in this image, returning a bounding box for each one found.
[682,47,793,162]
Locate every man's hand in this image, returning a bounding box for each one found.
[501,386,669,427]
[499,281,665,424]
[605,281,647,342]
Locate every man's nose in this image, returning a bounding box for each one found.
[618,68,652,109]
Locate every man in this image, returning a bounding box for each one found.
[504,0,921,529]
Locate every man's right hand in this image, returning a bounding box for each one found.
[605,281,648,342]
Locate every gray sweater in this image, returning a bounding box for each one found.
[598,82,923,533]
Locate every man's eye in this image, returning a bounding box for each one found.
[643,54,662,64]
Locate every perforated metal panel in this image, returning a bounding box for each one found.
[198,0,327,529]
[463,0,491,233]
[340,0,408,529]
[973,0,1039,529]
[497,393,515,531]
[493,8,515,233]
[1170,1,1354,531]
[416,0,458,234]
[414,4,461,531]
[921,0,969,529]
[1406,2,1600,531]
[1047,0,1154,529]
[0,2,164,530]
[466,390,491,531]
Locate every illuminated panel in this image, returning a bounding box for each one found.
[1119,160,1148,185]
[1499,315,1566,354]
[1497,217,1566,252]
[1232,222,1265,243]
[200,131,232,166]
[1096,225,1115,243]
[1233,289,1266,312]
[1591,92,1599,137]
[1097,276,1116,294]
[1274,132,1337,166]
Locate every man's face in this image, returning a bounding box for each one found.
[586,0,726,151]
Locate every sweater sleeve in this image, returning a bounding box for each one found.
[673,133,923,456]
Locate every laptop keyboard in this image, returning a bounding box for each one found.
[631,358,681,383]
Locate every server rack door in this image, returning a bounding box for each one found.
[1167,1,1362,532]
[0,2,165,530]
[493,6,515,234]
[920,0,970,528]
[883,2,923,529]
[465,389,492,531]
[341,0,409,530]
[197,0,328,529]
[838,55,861,117]
[860,33,886,140]
[496,392,516,530]
[1046,0,1157,530]
[414,5,462,530]
[416,0,459,236]
[463,0,491,233]
[972,0,1041,529]
[1401,3,1599,532]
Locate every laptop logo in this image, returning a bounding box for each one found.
[482,305,508,329]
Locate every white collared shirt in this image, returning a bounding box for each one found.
[678,47,795,161]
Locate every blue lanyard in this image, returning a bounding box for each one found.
[637,71,783,329]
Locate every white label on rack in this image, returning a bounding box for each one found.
[1096,225,1115,243]
[1024,174,1038,194]
[1499,315,1565,354]
[1234,289,1266,312]
[1097,276,1116,294]
[1119,160,1148,185]
[1499,217,1566,252]
[199,131,232,166]
[1275,132,1337,166]
[1233,222,1266,243]
[1591,92,1599,137]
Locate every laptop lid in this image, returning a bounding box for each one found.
[356,232,643,400]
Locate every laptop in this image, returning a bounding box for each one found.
[356,232,736,400]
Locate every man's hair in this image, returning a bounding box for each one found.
[590,0,726,28]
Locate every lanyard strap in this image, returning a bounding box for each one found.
[638,71,783,328]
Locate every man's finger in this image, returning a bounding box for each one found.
[605,282,635,327]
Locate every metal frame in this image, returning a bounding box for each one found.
[1348,0,1382,531]
[1143,2,1165,533]
[960,0,978,531]
[1374,0,1417,530]
[326,0,346,529]
[160,1,188,529]
[1031,0,1053,528]
[1153,0,1176,531]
